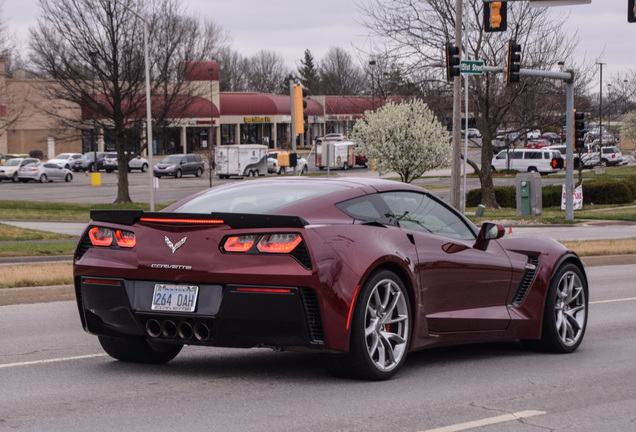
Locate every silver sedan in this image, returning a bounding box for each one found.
[17,162,74,183]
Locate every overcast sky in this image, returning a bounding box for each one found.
[4,0,634,87]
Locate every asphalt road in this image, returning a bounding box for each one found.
[1,265,635,432]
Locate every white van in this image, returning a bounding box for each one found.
[492,149,563,175]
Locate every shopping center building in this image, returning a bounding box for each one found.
[0,59,383,159]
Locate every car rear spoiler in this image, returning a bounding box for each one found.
[90,210,309,229]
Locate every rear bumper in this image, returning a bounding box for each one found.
[76,277,325,349]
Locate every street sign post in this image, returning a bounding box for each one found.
[460,60,484,74]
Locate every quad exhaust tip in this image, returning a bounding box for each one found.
[145,318,212,342]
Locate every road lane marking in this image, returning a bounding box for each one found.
[421,410,546,432]
[590,297,636,305]
[0,353,106,369]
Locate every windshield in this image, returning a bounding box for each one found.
[175,181,348,214]
[4,159,21,166]
[54,154,72,159]
[161,155,183,164]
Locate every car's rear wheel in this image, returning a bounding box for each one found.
[39,174,48,183]
[98,335,182,364]
[301,165,308,175]
[325,270,410,381]
[175,169,182,178]
[522,263,587,353]
[195,167,203,177]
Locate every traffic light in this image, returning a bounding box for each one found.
[574,110,585,149]
[293,84,304,135]
[445,43,460,81]
[506,40,521,85]
[484,1,507,32]
[629,0,636,23]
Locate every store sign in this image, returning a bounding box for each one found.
[243,116,271,123]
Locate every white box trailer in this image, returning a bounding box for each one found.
[215,144,268,179]
[315,140,356,170]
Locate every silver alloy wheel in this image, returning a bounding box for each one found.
[554,270,586,347]
[363,278,409,372]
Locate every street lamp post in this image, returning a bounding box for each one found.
[111,0,155,211]
[597,62,605,146]
[369,58,376,110]
[208,67,214,188]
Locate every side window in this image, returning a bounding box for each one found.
[336,194,388,222]
[524,152,540,160]
[380,192,475,240]
[512,151,523,159]
[496,152,507,160]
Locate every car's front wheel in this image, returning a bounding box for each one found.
[325,270,410,381]
[175,169,182,178]
[141,163,148,173]
[39,174,48,183]
[65,173,73,182]
[11,172,18,182]
[98,335,182,364]
[522,263,588,353]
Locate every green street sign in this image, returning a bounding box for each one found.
[460,60,484,74]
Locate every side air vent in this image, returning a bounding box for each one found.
[510,256,540,307]
[292,242,312,270]
[75,233,93,260]
[299,288,324,344]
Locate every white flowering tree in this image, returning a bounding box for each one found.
[621,110,636,145]
[351,99,450,183]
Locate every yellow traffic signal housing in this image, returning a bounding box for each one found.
[484,1,508,32]
[293,84,304,135]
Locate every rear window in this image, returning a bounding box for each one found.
[174,181,349,214]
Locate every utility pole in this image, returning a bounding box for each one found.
[450,0,463,210]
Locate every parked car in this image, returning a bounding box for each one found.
[462,128,481,138]
[526,129,541,140]
[527,139,551,149]
[540,132,561,144]
[316,133,347,143]
[267,152,308,175]
[71,155,95,172]
[74,177,588,380]
[48,153,85,170]
[153,154,205,178]
[83,152,108,172]
[102,152,150,173]
[600,146,626,167]
[0,157,40,182]
[492,148,563,175]
[18,162,73,183]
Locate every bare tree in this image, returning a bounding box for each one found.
[217,47,250,92]
[29,0,227,204]
[247,50,289,94]
[360,0,587,208]
[320,47,365,95]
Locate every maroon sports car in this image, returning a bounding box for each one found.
[74,177,588,380]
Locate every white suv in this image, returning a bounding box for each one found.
[0,157,40,182]
[600,146,626,167]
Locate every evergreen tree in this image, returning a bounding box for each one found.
[297,49,321,95]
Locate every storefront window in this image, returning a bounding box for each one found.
[221,124,236,145]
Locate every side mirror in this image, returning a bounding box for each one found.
[474,222,505,250]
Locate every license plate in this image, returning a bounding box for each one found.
[151,284,199,312]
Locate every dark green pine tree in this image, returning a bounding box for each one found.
[297,49,321,95]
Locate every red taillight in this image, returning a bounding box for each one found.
[89,227,113,247]
[236,287,292,294]
[223,235,257,252]
[140,217,224,224]
[115,229,136,248]
[257,234,302,253]
[88,226,136,248]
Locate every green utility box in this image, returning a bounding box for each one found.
[515,173,542,217]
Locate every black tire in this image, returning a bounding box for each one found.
[301,165,308,175]
[39,174,48,183]
[325,270,411,381]
[278,167,284,175]
[98,335,182,364]
[64,164,70,170]
[195,167,203,177]
[528,167,538,173]
[175,169,182,178]
[11,172,18,182]
[141,163,148,173]
[601,159,608,167]
[522,263,588,353]
[253,169,259,177]
[65,173,73,182]
[89,163,95,172]
[343,163,349,170]
[106,169,113,173]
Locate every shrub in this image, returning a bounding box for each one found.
[582,180,633,205]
